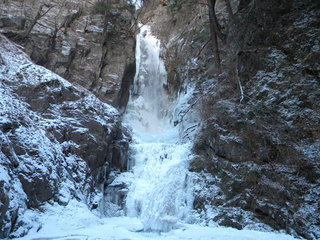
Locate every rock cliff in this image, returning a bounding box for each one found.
[0,33,128,238]
[1,0,319,239]
[0,1,137,238]
[139,0,320,239]
[0,0,137,108]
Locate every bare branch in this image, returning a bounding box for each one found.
[40,5,55,18]
[197,38,211,56]
[176,85,215,125]
[236,55,244,103]
[22,4,55,39]
[224,0,233,19]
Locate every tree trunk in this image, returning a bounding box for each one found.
[207,0,226,43]
[210,28,221,72]
[207,0,223,72]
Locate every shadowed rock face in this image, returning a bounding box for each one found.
[139,0,320,239]
[0,0,136,107]
[0,34,128,238]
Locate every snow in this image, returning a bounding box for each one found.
[41,25,295,240]
[17,199,297,240]
[0,164,10,185]
[0,24,302,240]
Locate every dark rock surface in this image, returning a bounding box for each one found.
[139,0,320,239]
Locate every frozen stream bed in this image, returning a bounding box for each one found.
[18,199,296,240]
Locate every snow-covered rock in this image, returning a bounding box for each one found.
[138,0,320,239]
[0,33,127,238]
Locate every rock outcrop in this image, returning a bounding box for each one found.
[0,0,136,108]
[0,33,127,238]
[139,0,320,239]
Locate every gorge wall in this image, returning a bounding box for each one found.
[138,0,320,239]
[0,0,136,238]
[0,0,137,108]
[0,0,319,239]
[0,33,131,237]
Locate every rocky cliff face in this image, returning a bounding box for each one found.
[0,33,128,238]
[0,1,136,238]
[0,0,136,108]
[1,0,319,238]
[139,0,320,239]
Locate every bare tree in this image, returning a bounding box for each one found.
[206,0,233,72]
[21,4,55,39]
[207,0,226,42]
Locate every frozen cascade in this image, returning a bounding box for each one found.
[124,25,171,135]
[10,22,298,240]
[122,25,194,231]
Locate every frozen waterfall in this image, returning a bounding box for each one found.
[14,24,298,240]
[124,25,171,135]
[122,25,194,231]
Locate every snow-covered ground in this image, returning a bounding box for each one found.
[18,199,296,240]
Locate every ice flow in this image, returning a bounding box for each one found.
[122,25,194,231]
